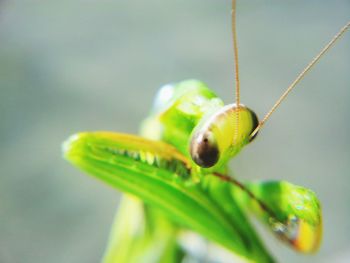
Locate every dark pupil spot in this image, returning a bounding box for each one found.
[248,108,259,142]
[195,139,219,168]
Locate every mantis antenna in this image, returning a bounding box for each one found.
[250,20,350,139]
[232,0,240,106]
[232,0,240,143]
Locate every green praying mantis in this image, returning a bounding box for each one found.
[62,1,350,262]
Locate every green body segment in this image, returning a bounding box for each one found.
[141,80,223,158]
[63,80,322,262]
[103,196,185,263]
[64,131,274,263]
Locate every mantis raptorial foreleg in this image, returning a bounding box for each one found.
[63,132,275,263]
[63,129,321,262]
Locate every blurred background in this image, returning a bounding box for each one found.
[0,0,349,262]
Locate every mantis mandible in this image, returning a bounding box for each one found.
[63,1,349,262]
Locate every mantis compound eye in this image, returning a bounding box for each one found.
[246,108,259,142]
[190,131,219,168]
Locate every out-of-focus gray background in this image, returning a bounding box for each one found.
[0,0,349,262]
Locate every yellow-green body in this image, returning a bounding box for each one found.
[63,80,322,263]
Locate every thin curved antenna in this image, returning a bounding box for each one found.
[250,20,350,139]
[232,0,240,143]
[232,0,240,106]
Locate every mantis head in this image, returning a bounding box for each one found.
[190,104,258,168]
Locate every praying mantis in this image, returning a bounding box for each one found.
[62,1,349,262]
